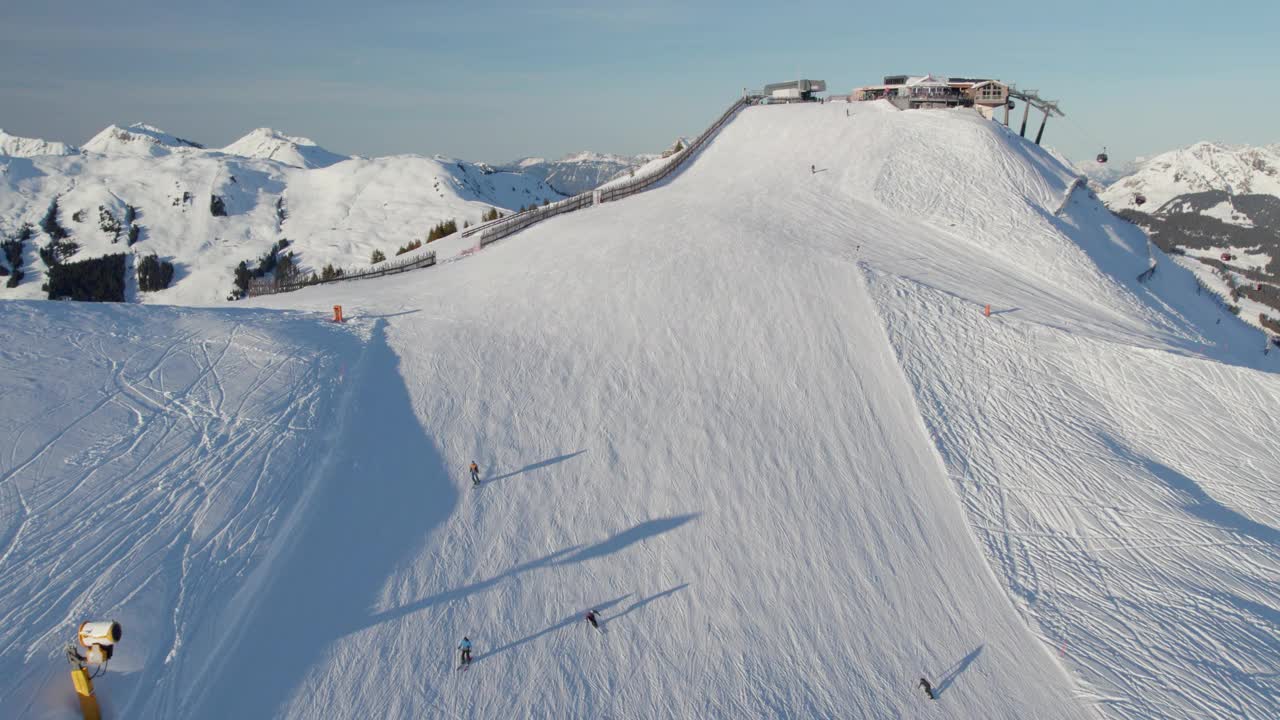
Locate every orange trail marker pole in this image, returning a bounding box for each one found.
[984,304,991,317]
[333,305,344,323]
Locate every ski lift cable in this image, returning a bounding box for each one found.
[1057,113,1110,163]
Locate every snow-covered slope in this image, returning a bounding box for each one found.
[3,103,1277,720]
[0,301,361,719]
[222,128,348,169]
[0,129,77,158]
[1101,141,1280,211]
[0,126,564,304]
[501,151,656,195]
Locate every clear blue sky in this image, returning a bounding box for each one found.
[2,1,1276,165]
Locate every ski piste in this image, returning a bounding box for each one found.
[3,100,1277,720]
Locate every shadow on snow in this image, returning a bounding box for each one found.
[1105,436,1279,548]
[485,449,587,485]
[194,319,458,719]
[472,595,631,664]
[607,584,690,626]
[935,645,983,698]
[357,514,700,633]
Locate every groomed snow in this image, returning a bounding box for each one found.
[2,101,1277,719]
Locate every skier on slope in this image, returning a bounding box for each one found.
[458,637,473,667]
[584,609,601,631]
[918,677,935,700]
[469,461,480,486]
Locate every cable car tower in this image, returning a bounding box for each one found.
[1006,86,1063,146]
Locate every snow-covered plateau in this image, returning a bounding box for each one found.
[2,102,1278,719]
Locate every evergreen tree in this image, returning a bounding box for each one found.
[426,219,458,242]
[46,253,126,301]
[136,254,175,292]
[2,224,33,288]
[233,260,253,295]
[41,198,70,241]
[275,252,299,284]
[395,239,423,256]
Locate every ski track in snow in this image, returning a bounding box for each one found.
[2,101,1278,719]
[869,273,1280,719]
[0,302,360,719]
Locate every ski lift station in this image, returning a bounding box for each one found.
[850,73,1069,147]
[762,79,826,103]
[851,75,1010,112]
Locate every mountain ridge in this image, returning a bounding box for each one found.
[0,128,78,158]
[498,151,657,195]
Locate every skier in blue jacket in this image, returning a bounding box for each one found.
[458,637,473,666]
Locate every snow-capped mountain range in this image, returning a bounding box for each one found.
[1098,141,1280,326]
[0,123,566,303]
[499,151,656,196]
[1100,141,1280,211]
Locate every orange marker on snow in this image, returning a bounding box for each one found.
[333,305,344,323]
[984,304,991,317]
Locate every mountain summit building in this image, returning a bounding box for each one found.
[852,75,1009,113]
[762,79,827,103]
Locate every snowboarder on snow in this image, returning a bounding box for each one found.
[458,637,473,667]
[584,609,601,631]
[469,461,480,486]
[918,677,935,700]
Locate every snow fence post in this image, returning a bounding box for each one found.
[593,190,602,206]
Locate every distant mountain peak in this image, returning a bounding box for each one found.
[222,128,347,169]
[83,123,205,156]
